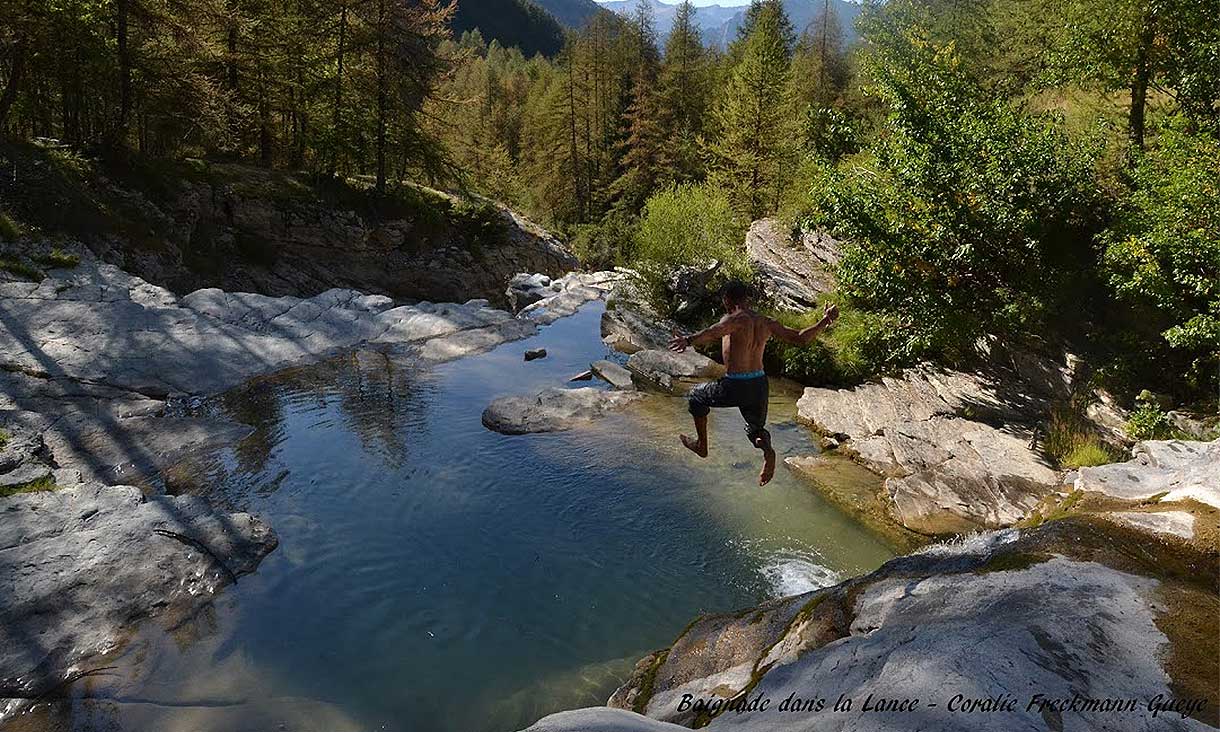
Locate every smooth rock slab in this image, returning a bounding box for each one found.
[0,482,277,698]
[1107,510,1196,540]
[1075,439,1220,509]
[524,708,687,732]
[795,367,1061,535]
[0,260,542,399]
[482,387,644,434]
[853,416,1058,534]
[573,519,1219,732]
[591,360,635,390]
[626,349,724,394]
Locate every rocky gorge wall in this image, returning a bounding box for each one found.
[0,148,576,307]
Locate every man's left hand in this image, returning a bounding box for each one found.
[668,332,689,352]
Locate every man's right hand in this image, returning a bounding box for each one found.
[669,329,689,352]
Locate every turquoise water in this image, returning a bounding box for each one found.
[34,302,894,732]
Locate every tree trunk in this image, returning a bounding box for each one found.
[1128,9,1155,150]
[116,0,131,144]
[0,39,26,131]
[331,1,348,175]
[375,0,387,193]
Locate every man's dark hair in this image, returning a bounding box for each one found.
[721,280,753,305]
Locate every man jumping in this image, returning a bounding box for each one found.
[668,281,839,486]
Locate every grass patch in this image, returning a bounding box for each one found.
[0,211,23,240]
[0,428,9,448]
[1043,401,1123,469]
[35,248,80,269]
[0,257,44,281]
[0,475,58,498]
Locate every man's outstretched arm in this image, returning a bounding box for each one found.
[669,314,740,352]
[769,304,839,346]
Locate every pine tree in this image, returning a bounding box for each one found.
[712,0,795,218]
[657,0,708,181]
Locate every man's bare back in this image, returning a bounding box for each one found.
[668,282,839,486]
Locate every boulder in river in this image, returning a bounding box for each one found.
[481,387,644,434]
[626,349,725,394]
[525,506,1220,731]
[794,365,1063,536]
[507,273,560,312]
[591,360,635,390]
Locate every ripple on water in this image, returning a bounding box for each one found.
[758,549,842,598]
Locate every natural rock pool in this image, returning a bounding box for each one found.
[33,303,894,732]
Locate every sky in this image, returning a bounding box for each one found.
[594,0,756,7]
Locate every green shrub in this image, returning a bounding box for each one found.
[0,211,23,241]
[1061,441,1120,469]
[450,198,507,250]
[0,428,9,448]
[634,183,751,315]
[804,14,1102,364]
[35,248,80,269]
[0,257,43,281]
[1126,402,1174,441]
[1101,117,1220,393]
[764,300,909,385]
[571,210,638,269]
[0,475,58,498]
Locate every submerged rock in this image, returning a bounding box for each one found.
[482,387,644,434]
[0,481,277,700]
[525,348,548,361]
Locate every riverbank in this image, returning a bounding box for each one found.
[523,438,1219,730]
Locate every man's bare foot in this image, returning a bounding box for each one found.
[680,434,708,458]
[759,447,776,486]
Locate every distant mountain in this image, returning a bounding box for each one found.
[451,0,566,56]
[597,0,864,49]
[534,0,607,28]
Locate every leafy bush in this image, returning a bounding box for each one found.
[1102,118,1220,393]
[764,300,909,385]
[1126,402,1174,441]
[800,106,860,162]
[804,15,1102,364]
[571,210,638,269]
[449,198,507,250]
[634,183,751,314]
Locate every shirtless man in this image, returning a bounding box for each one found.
[668,281,839,486]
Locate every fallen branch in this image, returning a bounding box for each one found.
[153,528,239,585]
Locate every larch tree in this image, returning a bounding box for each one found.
[712,0,795,219]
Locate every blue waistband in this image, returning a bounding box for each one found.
[724,370,766,380]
